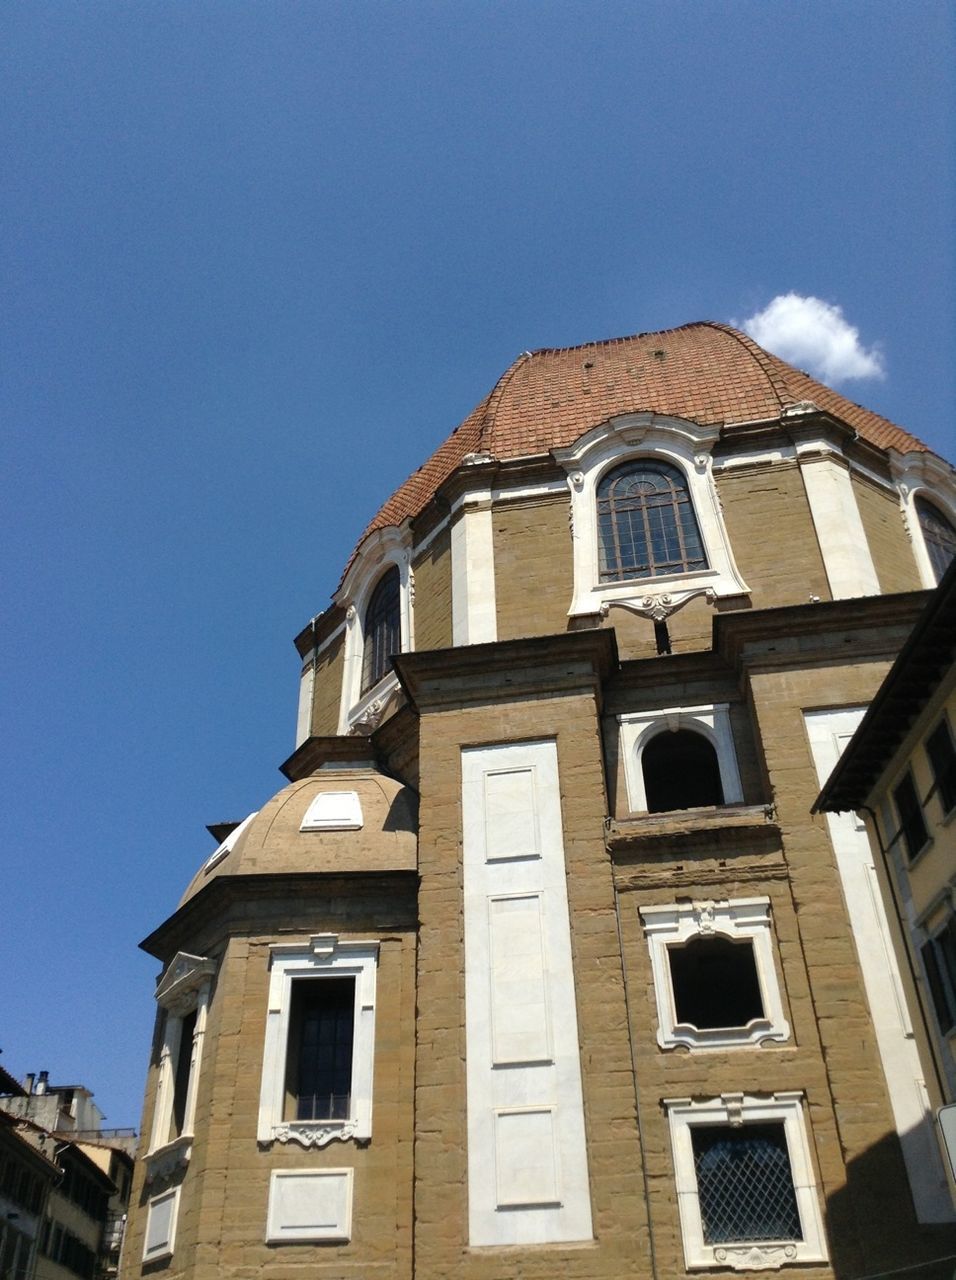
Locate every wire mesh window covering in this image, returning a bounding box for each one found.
[916,498,956,583]
[597,459,708,582]
[361,566,400,694]
[892,770,930,861]
[287,978,355,1122]
[691,1124,802,1245]
[926,718,956,815]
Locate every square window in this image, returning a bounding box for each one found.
[640,899,789,1050]
[666,1093,827,1271]
[258,936,378,1148]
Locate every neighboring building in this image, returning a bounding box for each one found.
[121,323,956,1279]
[814,558,956,1120]
[0,1109,58,1280]
[0,1076,134,1280]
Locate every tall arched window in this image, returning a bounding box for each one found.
[361,566,400,694]
[916,498,956,583]
[597,459,708,582]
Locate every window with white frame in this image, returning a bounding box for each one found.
[619,703,744,816]
[889,450,956,589]
[335,529,414,734]
[146,953,216,1178]
[552,414,749,621]
[257,935,378,1148]
[640,899,789,1050]
[666,1092,828,1271]
[915,498,956,584]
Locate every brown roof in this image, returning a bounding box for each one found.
[350,321,926,564]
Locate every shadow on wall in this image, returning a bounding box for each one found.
[824,1125,956,1279]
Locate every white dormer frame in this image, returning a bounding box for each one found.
[618,703,744,814]
[889,449,956,588]
[552,414,749,621]
[335,526,414,734]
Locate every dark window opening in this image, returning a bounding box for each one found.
[286,978,355,1122]
[926,719,956,815]
[643,730,723,813]
[171,1008,196,1139]
[916,497,956,583]
[361,566,401,694]
[893,771,929,861]
[654,620,671,655]
[597,459,708,582]
[668,935,764,1029]
[921,916,956,1035]
[692,1123,802,1244]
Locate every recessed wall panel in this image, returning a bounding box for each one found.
[489,894,551,1064]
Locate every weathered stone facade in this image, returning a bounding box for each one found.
[124,324,956,1279]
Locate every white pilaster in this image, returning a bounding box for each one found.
[451,497,497,645]
[799,454,880,598]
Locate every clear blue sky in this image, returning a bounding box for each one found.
[2,2,953,1128]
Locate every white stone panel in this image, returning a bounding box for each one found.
[484,768,540,861]
[462,739,592,1246]
[489,894,551,1064]
[300,789,364,831]
[265,1168,353,1242]
[143,1187,179,1262]
[799,454,880,598]
[495,1108,560,1207]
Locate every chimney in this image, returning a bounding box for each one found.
[36,1071,49,1096]
[23,1073,35,1095]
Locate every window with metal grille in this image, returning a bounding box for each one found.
[892,771,929,861]
[286,978,355,1122]
[926,718,956,816]
[921,916,956,1035]
[597,459,707,582]
[916,498,956,583]
[361,566,400,693]
[692,1124,802,1245]
[669,936,764,1030]
[642,729,723,812]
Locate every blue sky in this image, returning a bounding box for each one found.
[2,2,953,1128]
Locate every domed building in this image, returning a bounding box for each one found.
[123,323,956,1280]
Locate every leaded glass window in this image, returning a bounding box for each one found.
[597,460,707,582]
[692,1124,802,1245]
[361,566,400,693]
[287,977,355,1122]
[916,498,956,583]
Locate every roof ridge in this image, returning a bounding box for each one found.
[697,321,788,414]
[477,349,534,452]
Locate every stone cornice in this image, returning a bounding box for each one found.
[392,628,618,714]
[279,734,377,782]
[139,870,418,962]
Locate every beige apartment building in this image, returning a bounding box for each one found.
[122,322,956,1279]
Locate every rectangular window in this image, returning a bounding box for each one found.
[286,978,355,1122]
[666,1093,827,1270]
[258,937,378,1148]
[893,771,929,861]
[926,719,956,816]
[921,915,956,1035]
[171,1008,197,1139]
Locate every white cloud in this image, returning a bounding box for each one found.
[741,293,885,383]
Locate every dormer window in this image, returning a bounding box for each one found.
[361,566,401,693]
[597,459,707,582]
[915,498,956,583]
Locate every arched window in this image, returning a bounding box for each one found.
[361,566,400,694]
[597,459,708,582]
[642,729,723,812]
[916,498,956,583]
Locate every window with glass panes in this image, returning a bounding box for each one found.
[361,567,400,693]
[597,460,707,582]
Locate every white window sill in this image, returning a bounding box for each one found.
[344,670,400,734]
[267,1118,366,1149]
[144,1133,193,1183]
[662,1017,790,1052]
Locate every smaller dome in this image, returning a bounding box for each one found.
[179,766,418,906]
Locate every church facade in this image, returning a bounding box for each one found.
[122,323,956,1279]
